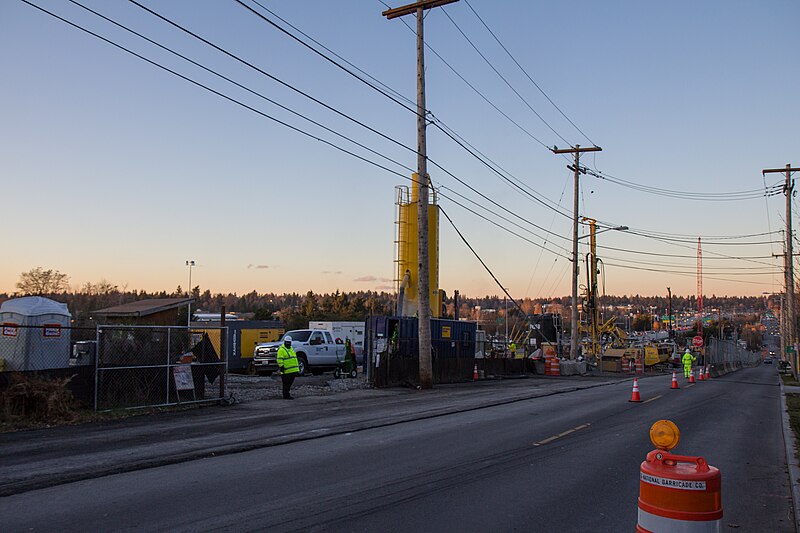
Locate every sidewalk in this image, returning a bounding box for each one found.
[779,379,800,532]
[0,376,618,497]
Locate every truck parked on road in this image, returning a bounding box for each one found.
[253,329,346,376]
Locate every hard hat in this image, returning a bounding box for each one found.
[284,335,293,343]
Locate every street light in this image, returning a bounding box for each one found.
[186,260,195,329]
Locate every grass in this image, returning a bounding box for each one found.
[787,393,800,460]
[782,373,800,387]
[0,372,200,433]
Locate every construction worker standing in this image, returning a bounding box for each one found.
[682,347,696,379]
[277,335,300,399]
[509,341,517,358]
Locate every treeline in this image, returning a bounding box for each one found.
[0,288,770,329]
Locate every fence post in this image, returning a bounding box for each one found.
[220,306,226,401]
[94,325,100,411]
[166,327,171,405]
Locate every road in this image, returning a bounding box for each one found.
[1,365,792,532]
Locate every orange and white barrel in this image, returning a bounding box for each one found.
[550,356,560,376]
[635,355,644,375]
[637,449,722,532]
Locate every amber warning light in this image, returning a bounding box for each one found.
[649,420,680,451]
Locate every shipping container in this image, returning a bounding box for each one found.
[191,320,284,372]
[366,316,477,386]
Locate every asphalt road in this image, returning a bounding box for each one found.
[1,365,791,532]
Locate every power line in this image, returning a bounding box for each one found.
[463,0,594,146]
[236,0,576,219]
[586,168,782,201]
[440,7,571,146]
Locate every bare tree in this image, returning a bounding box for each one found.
[16,267,70,295]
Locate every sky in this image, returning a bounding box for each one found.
[1,0,798,299]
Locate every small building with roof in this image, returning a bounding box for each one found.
[92,298,194,326]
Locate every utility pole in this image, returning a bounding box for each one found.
[667,287,673,339]
[763,164,799,379]
[383,0,458,388]
[552,144,602,358]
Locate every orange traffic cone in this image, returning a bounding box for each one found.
[671,371,680,390]
[689,370,696,383]
[473,364,479,381]
[698,368,705,381]
[629,377,642,402]
[705,366,710,380]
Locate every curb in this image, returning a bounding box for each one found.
[779,378,800,532]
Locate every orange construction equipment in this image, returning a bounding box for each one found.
[704,366,710,380]
[638,420,722,532]
[670,371,679,390]
[689,370,696,384]
[629,377,642,402]
[473,363,479,381]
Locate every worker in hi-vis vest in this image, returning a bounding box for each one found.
[681,347,696,379]
[277,335,300,399]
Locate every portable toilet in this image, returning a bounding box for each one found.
[0,296,72,371]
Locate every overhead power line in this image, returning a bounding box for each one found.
[586,168,783,201]
[440,7,571,146]
[462,0,595,146]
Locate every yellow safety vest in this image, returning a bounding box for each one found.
[682,352,695,366]
[277,344,300,374]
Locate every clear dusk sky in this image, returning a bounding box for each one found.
[1,0,798,299]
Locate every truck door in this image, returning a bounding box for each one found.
[308,331,330,365]
[324,331,340,364]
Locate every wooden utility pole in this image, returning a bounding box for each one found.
[763,164,799,378]
[667,287,673,339]
[552,144,602,358]
[383,0,458,388]
[761,164,800,379]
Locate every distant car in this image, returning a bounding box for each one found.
[769,350,776,356]
[763,358,772,364]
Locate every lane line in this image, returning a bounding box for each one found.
[533,423,591,447]
[642,394,663,404]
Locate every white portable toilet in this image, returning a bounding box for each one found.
[0,296,72,371]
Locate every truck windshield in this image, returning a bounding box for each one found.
[284,330,312,342]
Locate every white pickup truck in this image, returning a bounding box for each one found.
[252,329,347,376]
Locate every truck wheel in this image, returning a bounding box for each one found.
[297,355,308,376]
[334,368,342,378]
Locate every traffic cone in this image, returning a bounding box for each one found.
[629,377,642,402]
[473,364,479,381]
[698,368,705,381]
[689,370,696,383]
[671,371,680,390]
[705,366,710,380]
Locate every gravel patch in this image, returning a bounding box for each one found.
[225,373,371,403]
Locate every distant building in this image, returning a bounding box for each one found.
[92,298,193,326]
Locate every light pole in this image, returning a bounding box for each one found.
[186,260,195,329]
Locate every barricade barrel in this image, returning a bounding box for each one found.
[635,356,644,375]
[638,448,722,532]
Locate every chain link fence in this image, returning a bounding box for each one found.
[706,338,762,369]
[94,325,227,411]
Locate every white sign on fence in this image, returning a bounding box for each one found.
[172,365,195,391]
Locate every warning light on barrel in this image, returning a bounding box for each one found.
[649,420,680,451]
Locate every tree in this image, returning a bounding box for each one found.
[16,267,70,295]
